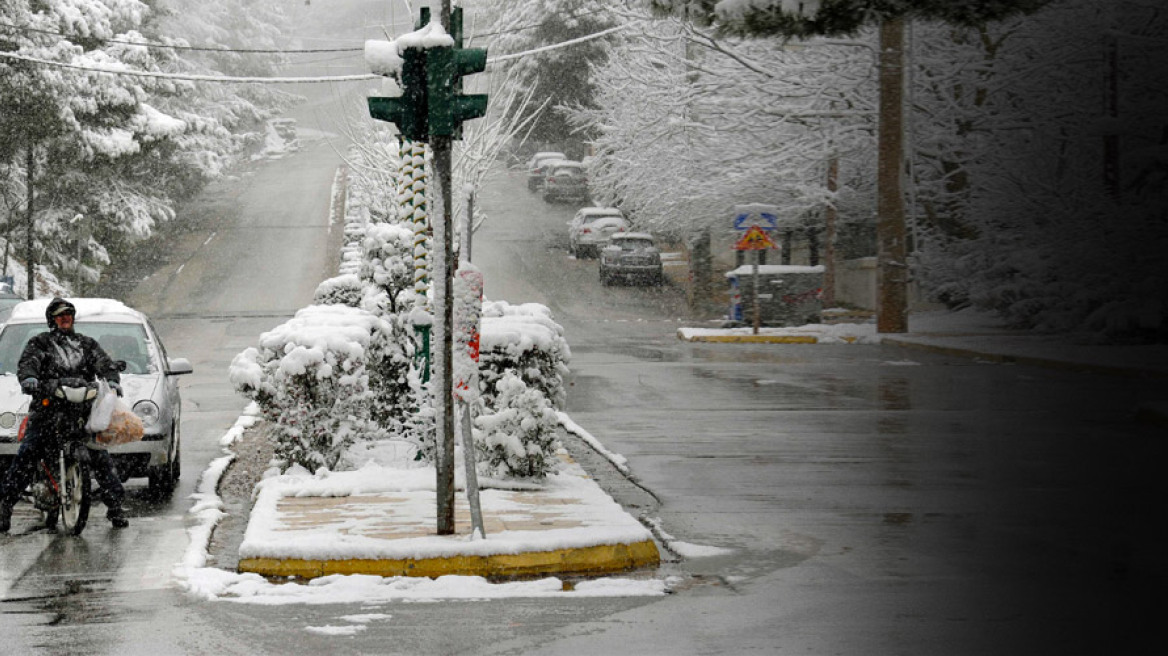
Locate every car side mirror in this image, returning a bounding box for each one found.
[167,357,194,375]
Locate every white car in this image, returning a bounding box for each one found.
[568,207,629,258]
[0,298,193,497]
[526,151,567,192]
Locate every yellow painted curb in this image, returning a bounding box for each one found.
[680,334,818,344]
[238,540,661,581]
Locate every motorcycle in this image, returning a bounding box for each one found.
[15,378,100,535]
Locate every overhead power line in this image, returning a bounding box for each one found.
[0,21,360,53]
[0,51,378,83]
[0,21,635,84]
[0,8,616,55]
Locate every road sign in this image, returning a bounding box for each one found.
[733,210,779,231]
[734,225,777,251]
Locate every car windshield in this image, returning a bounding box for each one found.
[0,321,154,376]
[551,166,582,177]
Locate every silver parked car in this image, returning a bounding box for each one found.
[599,232,665,286]
[568,207,629,258]
[0,298,192,497]
[541,160,589,203]
[526,151,566,192]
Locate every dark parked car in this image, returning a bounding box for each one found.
[0,298,193,496]
[599,233,665,286]
[541,160,589,203]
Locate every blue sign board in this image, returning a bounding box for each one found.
[733,211,778,231]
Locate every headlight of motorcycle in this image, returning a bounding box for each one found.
[133,400,160,427]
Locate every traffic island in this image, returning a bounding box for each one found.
[236,454,660,581]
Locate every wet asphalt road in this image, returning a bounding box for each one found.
[3,4,1168,651]
[1,131,1165,656]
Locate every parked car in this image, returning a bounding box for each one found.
[0,298,193,496]
[0,287,22,324]
[599,232,665,286]
[526,151,566,192]
[568,207,629,258]
[541,160,589,203]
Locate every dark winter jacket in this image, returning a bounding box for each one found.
[18,328,120,416]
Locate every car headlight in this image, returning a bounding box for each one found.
[133,400,161,427]
[0,411,17,430]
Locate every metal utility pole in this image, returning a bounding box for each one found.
[877,17,908,333]
[432,0,456,535]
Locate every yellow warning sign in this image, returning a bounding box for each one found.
[734,225,776,251]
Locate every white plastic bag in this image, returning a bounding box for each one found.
[86,379,116,433]
[94,398,145,447]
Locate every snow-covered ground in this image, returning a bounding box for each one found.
[174,404,679,604]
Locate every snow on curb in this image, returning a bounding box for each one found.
[557,411,629,474]
[175,405,666,603]
[174,403,260,597]
[678,321,881,344]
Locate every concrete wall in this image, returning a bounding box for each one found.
[836,257,878,310]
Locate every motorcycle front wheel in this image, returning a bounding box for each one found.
[58,455,91,535]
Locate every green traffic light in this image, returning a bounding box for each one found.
[427,46,489,137]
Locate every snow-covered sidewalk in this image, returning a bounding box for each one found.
[680,308,1168,378]
[234,448,659,579]
[175,412,665,603]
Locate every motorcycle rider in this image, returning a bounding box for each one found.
[0,298,127,533]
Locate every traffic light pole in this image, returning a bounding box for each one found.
[366,0,486,537]
[435,132,456,535]
[434,0,456,536]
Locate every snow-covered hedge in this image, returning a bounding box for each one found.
[479,300,571,410]
[473,300,572,479]
[313,273,364,308]
[229,305,397,472]
[475,371,561,479]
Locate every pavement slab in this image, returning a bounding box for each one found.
[236,451,660,580]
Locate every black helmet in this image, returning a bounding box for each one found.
[46,297,76,327]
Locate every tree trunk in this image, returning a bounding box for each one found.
[688,229,711,311]
[823,155,838,306]
[877,18,908,333]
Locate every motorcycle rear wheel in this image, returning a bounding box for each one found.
[58,457,91,535]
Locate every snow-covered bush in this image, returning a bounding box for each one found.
[365,311,422,443]
[359,222,417,314]
[462,300,572,480]
[479,300,571,409]
[313,274,364,308]
[474,371,561,480]
[229,305,394,473]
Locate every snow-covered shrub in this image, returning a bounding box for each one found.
[474,371,561,480]
[365,311,421,443]
[229,305,394,473]
[479,300,571,409]
[313,273,364,308]
[358,222,417,314]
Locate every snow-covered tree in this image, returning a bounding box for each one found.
[907,1,1168,336]
[476,0,619,156]
[648,0,1051,37]
[0,0,294,295]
